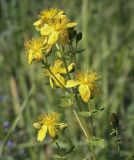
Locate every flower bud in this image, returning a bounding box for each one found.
[69,29,77,40]
[59,123,68,130]
[68,63,75,73]
[76,32,82,42]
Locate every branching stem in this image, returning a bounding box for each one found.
[59,44,97,160]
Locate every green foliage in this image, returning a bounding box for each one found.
[85,137,106,148]
[78,111,92,117]
[0,0,134,159]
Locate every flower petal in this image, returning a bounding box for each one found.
[28,51,33,64]
[48,125,56,138]
[79,85,90,102]
[58,63,75,74]
[37,125,47,142]
[68,63,75,72]
[33,19,42,26]
[66,80,79,88]
[57,11,64,15]
[48,32,59,45]
[40,24,53,36]
[54,59,63,69]
[54,59,66,74]
[66,22,77,28]
[53,74,65,87]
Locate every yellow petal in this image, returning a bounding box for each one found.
[68,63,75,72]
[54,59,63,69]
[57,11,64,15]
[56,14,66,20]
[33,20,43,31]
[59,68,67,74]
[48,32,59,45]
[33,20,42,26]
[42,37,48,45]
[53,74,65,87]
[48,125,56,138]
[28,51,33,64]
[79,85,90,102]
[54,60,67,74]
[40,24,53,36]
[66,80,79,88]
[66,22,77,28]
[54,62,75,74]
[37,125,47,142]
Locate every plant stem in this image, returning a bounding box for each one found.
[88,101,97,160]
[74,106,96,160]
[73,109,88,140]
[88,102,94,135]
[115,128,120,153]
[60,45,91,137]
[69,41,77,73]
[73,109,96,160]
[55,141,68,160]
[60,45,97,160]
[55,141,62,156]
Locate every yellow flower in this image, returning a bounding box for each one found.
[43,59,75,88]
[66,71,101,102]
[33,112,67,141]
[25,37,50,64]
[33,8,77,46]
[33,8,65,31]
[41,17,77,45]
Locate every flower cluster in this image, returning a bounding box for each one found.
[34,8,77,45]
[25,8,101,142]
[25,8,77,64]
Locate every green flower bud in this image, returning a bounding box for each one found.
[59,123,68,130]
[69,29,77,40]
[76,32,82,42]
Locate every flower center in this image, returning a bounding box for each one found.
[84,78,89,84]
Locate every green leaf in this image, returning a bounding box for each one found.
[78,111,92,117]
[60,99,73,107]
[124,155,134,160]
[86,138,106,148]
[91,109,98,114]
[52,155,65,159]
[109,129,116,136]
[99,107,105,111]
[59,94,74,107]
[91,107,105,114]
[76,48,86,54]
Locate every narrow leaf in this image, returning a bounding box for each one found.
[78,111,92,117]
[86,138,106,148]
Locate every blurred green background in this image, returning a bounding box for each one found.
[0,0,134,159]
